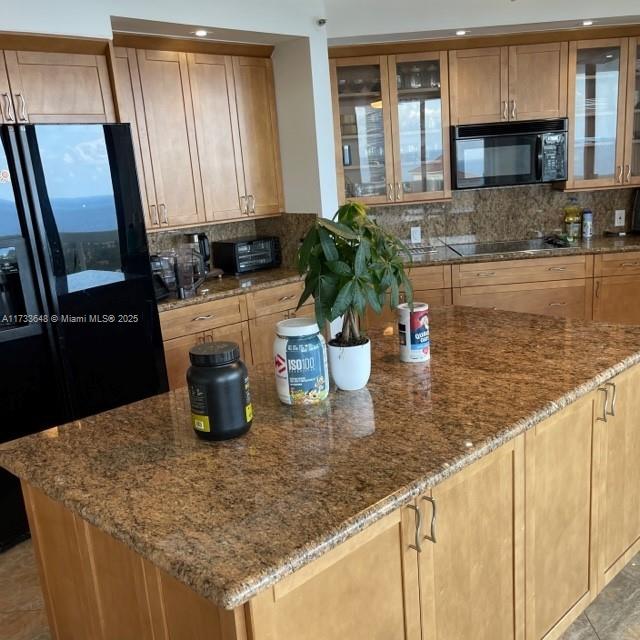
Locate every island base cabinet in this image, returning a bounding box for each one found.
[596,365,640,589]
[418,436,525,640]
[524,395,597,640]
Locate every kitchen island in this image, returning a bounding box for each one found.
[2,306,640,640]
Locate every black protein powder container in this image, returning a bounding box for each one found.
[187,341,253,440]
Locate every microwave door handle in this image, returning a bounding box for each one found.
[535,135,544,181]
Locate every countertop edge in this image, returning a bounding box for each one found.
[6,348,640,610]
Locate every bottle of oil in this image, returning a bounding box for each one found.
[563,197,582,242]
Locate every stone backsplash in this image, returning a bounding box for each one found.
[368,185,637,245]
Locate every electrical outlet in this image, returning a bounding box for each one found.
[410,226,422,244]
[615,209,626,227]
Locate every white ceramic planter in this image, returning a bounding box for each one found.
[327,339,371,391]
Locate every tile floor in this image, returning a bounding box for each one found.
[0,540,637,640]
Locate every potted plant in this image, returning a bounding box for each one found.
[296,202,413,391]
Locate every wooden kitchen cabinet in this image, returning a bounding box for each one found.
[0,50,115,123]
[449,43,567,125]
[0,56,14,123]
[623,37,640,186]
[233,57,284,216]
[524,395,597,640]
[417,435,524,640]
[135,50,204,229]
[593,275,640,325]
[595,366,640,589]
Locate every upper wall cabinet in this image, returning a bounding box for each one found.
[114,48,284,230]
[0,51,115,124]
[623,37,640,186]
[449,43,568,125]
[331,52,451,205]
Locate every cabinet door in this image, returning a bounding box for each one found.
[508,43,568,120]
[3,51,115,123]
[188,53,245,221]
[249,310,286,366]
[164,332,205,390]
[524,396,596,640]
[449,47,508,125]
[232,57,283,217]
[453,279,591,321]
[388,52,451,202]
[331,56,395,204]
[567,39,628,189]
[419,436,524,640]
[0,55,15,123]
[112,47,157,229]
[593,275,640,324]
[623,37,640,186]
[136,50,204,228]
[597,366,640,586]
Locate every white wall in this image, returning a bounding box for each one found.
[2,0,337,217]
[324,0,640,41]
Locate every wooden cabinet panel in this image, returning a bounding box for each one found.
[0,55,14,123]
[418,436,524,640]
[623,37,640,186]
[245,281,306,318]
[188,53,245,221]
[508,43,568,120]
[452,255,590,287]
[3,50,115,123]
[597,366,640,585]
[594,251,640,277]
[407,264,451,290]
[233,57,283,216]
[454,279,591,320]
[366,288,452,331]
[136,50,204,228]
[249,310,287,366]
[525,396,596,640]
[249,510,420,640]
[449,47,508,125]
[593,275,640,324]
[160,295,248,341]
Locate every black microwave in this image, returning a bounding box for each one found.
[211,236,281,275]
[451,118,568,189]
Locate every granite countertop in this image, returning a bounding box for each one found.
[3,307,640,610]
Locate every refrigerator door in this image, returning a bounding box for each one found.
[19,123,167,419]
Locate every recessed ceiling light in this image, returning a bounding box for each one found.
[582,20,594,26]
[456,30,468,36]
[194,29,208,37]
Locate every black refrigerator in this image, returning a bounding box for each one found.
[0,123,168,550]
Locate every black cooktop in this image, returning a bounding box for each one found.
[449,236,570,257]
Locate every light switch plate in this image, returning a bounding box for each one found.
[615,209,626,227]
[410,226,422,244]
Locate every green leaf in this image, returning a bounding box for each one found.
[389,279,400,308]
[401,271,414,308]
[331,280,354,318]
[318,227,339,261]
[314,294,327,328]
[317,217,359,240]
[364,284,383,314]
[327,260,352,277]
[296,277,316,311]
[352,281,367,314]
[354,238,370,277]
[297,227,319,274]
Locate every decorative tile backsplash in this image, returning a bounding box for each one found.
[256,212,317,267]
[368,185,637,245]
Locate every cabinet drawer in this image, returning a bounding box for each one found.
[407,264,451,290]
[594,252,640,277]
[454,279,590,320]
[160,295,247,341]
[452,255,591,287]
[246,281,305,318]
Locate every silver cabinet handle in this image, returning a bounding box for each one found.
[395,182,402,201]
[477,271,496,278]
[625,164,632,183]
[387,183,394,201]
[597,387,609,422]
[249,194,256,214]
[278,294,295,302]
[2,93,14,122]
[548,266,567,272]
[548,302,567,307]
[406,504,422,553]
[617,165,623,183]
[159,203,168,224]
[192,314,214,321]
[239,195,246,214]
[15,93,27,121]
[605,382,617,416]
[595,280,601,299]
[511,99,516,119]
[422,496,437,543]
[622,262,640,268]
[502,101,508,120]
[149,204,159,226]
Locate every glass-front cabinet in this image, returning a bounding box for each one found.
[331,53,450,204]
[624,37,640,185]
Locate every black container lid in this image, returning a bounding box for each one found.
[189,341,240,366]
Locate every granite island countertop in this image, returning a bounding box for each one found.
[3,306,640,610]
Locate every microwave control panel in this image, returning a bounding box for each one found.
[541,133,567,181]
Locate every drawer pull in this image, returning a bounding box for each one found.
[422,495,437,543]
[548,302,567,307]
[548,266,567,272]
[192,314,214,321]
[278,295,295,302]
[597,387,608,422]
[406,504,422,553]
[477,271,496,278]
[621,262,640,268]
[605,382,617,417]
